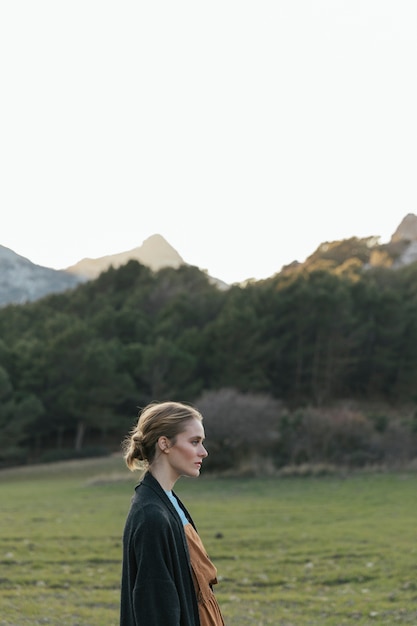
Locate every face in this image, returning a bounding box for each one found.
[166,418,208,480]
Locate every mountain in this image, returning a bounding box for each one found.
[0,234,227,308]
[65,234,185,279]
[0,245,84,307]
[2,215,417,307]
[286,213,417,274]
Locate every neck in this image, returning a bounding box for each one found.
[149,464,178,492]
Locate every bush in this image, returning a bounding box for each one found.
[284,407,381,467]
[196,388,283,472]
[196,392,417,473]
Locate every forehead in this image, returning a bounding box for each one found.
[181,418,205,438]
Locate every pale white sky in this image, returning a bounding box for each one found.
[1,1,416,284]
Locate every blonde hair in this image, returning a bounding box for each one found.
[123,401,203,471]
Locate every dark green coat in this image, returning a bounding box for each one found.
[120,472,200,626]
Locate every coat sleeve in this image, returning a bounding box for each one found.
[130,507,184,625]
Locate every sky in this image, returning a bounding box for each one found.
[1,1,416,285]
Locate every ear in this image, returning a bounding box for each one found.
[157,436,170,453]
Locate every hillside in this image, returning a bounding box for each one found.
[288,213,417,274]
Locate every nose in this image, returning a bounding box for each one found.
[200,444,208,458]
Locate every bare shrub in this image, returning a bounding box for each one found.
[380,420,417,465]
[285,407,381,467]
[197,392,417,473]
[197,388,283,472]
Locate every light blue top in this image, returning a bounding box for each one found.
[165,490,189,526]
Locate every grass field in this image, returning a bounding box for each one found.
[0,457,416,625]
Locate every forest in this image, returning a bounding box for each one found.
[1,241,417,471]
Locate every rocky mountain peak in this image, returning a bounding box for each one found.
[391,213,417,243]
[65,234,185,280]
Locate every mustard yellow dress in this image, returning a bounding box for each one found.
[184,524,225,626]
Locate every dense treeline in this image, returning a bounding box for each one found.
[1,258,417,469]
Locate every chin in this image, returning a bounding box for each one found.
[184,468,200,478]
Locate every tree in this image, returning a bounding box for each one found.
[0,366,44,466]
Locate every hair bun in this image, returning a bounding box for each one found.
[132,432,146,461]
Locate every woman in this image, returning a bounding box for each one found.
[120,401,225,626]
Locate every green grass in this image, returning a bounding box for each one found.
[0,458,416,625]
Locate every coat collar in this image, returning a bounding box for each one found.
[136,471,196,529]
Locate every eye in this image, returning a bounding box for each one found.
[191,440,200,445]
